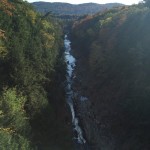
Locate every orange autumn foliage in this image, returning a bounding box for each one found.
[0,0,15,16]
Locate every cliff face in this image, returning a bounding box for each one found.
[71,5,150,150]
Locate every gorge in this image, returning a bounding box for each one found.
[1,0,150,150]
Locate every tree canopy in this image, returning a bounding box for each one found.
[0,0,72,149]
[71,4,150,149]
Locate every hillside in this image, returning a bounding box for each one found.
[32,2,123,15]
[0,0,72,149]
[71,3,150,150]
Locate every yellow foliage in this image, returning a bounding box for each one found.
[0,29,6,39]
[26,10,37,24]
[0,127,15,133]
[41,20,53,30]
[0,46,7,57]
[100,17,112,27]
[41,30,55,48]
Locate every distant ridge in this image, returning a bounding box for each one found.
[32,2,124,15]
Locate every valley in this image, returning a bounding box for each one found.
[1,0,150,150]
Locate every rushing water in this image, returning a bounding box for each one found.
[64,34,86,145]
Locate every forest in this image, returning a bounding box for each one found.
[32,2,123,15]
[0,0,72,149]
[71,1,150,149]
[1,0,150,150]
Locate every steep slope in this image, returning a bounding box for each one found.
[0,0,72,149]
[32,2,123,15]
[71,4,150,150]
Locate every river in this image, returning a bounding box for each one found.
[64,34,89,150]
